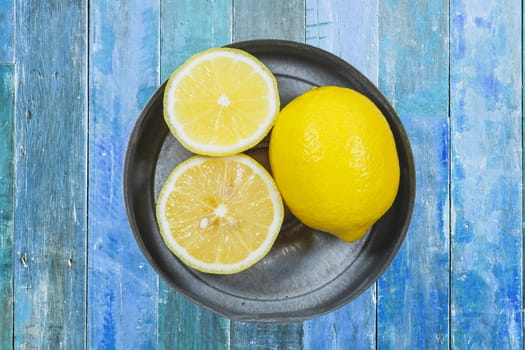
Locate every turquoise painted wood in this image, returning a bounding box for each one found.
[303,1,378,348]
[0,0,14,62]
[13,0,87,348]
[0,64,14,350]
[230,323,303,350]
[158,1,231,349]
[232,0,305,42]
[160,0,231,78]
[88,1,160,349]
[376,1,450,348]
[3,1,525,348]
[450,1,522,348]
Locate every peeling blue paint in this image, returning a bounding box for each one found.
[450,0,522,348]
[88,1,160,349]
[5,1,524,349]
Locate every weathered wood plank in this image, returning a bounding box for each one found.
[88,1,160,349]
[13,1,88,348]
[233,0,305,42]
[377,1,450,348]
[303,1,378,348]
[450,1,522,348]
[158,289,230,350]
[229,1,305,348]
[302,292,375,350]
[158,1,231,349]
[0,0,14,62]
[230,323,303,350]
[160,0,231,79]
[305,0,378,83]
[0,64,15,350]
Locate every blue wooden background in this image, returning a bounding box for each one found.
[0,0,522,349]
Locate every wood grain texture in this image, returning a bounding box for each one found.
[5,2,524,348]
[0,0,14,63]
[157,289,230,350]
[88,1,160,349]
[0,64,15,350]
[230,323,303,350]
[377,1,450,348]
[160,0,231,80]
[13,1,87,348]
[302,292,375,350]
[233,0,305,42]
[450,1,522,348]
[303,1,378,348]
[305,0,378,83]
[158,1,231,349]
[229,1,305,349]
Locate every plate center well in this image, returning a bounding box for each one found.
[154,133,367,301]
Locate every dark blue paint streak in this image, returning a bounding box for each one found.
[451,12,466,60]
[102,292,116,350]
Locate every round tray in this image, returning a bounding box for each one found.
[124,39,415,322]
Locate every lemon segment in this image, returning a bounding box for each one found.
[156,154,284,274]
[163,48,280,156]
[269,86,400,242]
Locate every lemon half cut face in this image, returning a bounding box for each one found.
[156,154,284,274]
[163,48,280,156]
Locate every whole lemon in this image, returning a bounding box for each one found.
[269,86,400,242]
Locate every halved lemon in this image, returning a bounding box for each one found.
[163,48,280,156]
[156,154,284,274]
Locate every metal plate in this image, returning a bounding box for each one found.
[123,39,415,322]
